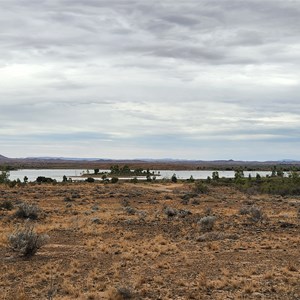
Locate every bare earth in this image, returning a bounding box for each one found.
[0,182,299,299]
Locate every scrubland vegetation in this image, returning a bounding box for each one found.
[0,169,299,299]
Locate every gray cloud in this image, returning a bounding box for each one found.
[1,0,300,159]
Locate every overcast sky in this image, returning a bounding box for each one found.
[1,0,300,160]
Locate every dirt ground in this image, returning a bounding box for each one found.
[0,181,299,299]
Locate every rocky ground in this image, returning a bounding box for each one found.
[0,181,299,299]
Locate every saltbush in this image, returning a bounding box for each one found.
[198,216,216,232]
[8,223,49,257]
[15,203,41,220]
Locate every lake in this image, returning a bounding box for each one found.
[8,169,274,182]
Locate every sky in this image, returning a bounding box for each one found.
[1,0,300,160]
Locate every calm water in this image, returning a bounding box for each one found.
[8,169,273,182]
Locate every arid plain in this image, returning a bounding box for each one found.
[0,180,299,299]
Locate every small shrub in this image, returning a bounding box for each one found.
[121,199,130,207]
[108,286,133,300]
[194,182,209,194]
[71,192,80,199]
[130,177,138,184]
[85,177,95,183]
[180,198,189,205]
[64,196,74,202]
[164,206,177,217]
[116,287,133,299]
[36,176,55,183]
[191,199,200,205]
[8,223,49,257]
[171,174,177,183]
[111,177,119,183]
[177,209,192,218]
[8,180,18,188]
[188,175,195,182]
[204,207,212,215]
[198,216,216,232]
[239,206,251,215]
[239,205,264,222]
[15,203,41,220]
[124,206,136,215]
[0,200,14,210]
[239,205,265,223]
[249,206,264,223]
[181,193,197,204]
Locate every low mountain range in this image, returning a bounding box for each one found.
[0,154,300,168]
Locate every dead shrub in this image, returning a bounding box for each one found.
[8,222,49,257]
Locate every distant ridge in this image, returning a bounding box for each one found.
[26,157,102,161]
[1,154,300,166]
[0,154,9,161]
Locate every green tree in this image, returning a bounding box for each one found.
[188,175,195,182]
[171,174,177,183]
[212,171,219,180]
[276,168,284,177]
[110,165,120,175]
[234,169,245,184]
[234,169,244,180]
[0,170,10,184]
[271,166,277,177]
[121,165,130,174]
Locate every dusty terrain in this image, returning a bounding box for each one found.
[0,181,299,299]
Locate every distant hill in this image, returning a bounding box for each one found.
[25,156,102,161]
[0,154,9,161]
[1,154,300,170]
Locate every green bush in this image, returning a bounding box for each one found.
[130,177,138,184]
[111,177,119,183]
[171,174,177,183]
[0,170,10,184]
[85,177,95,183]
[194,182,209,194]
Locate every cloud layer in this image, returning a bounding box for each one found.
[1,0,300,159]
